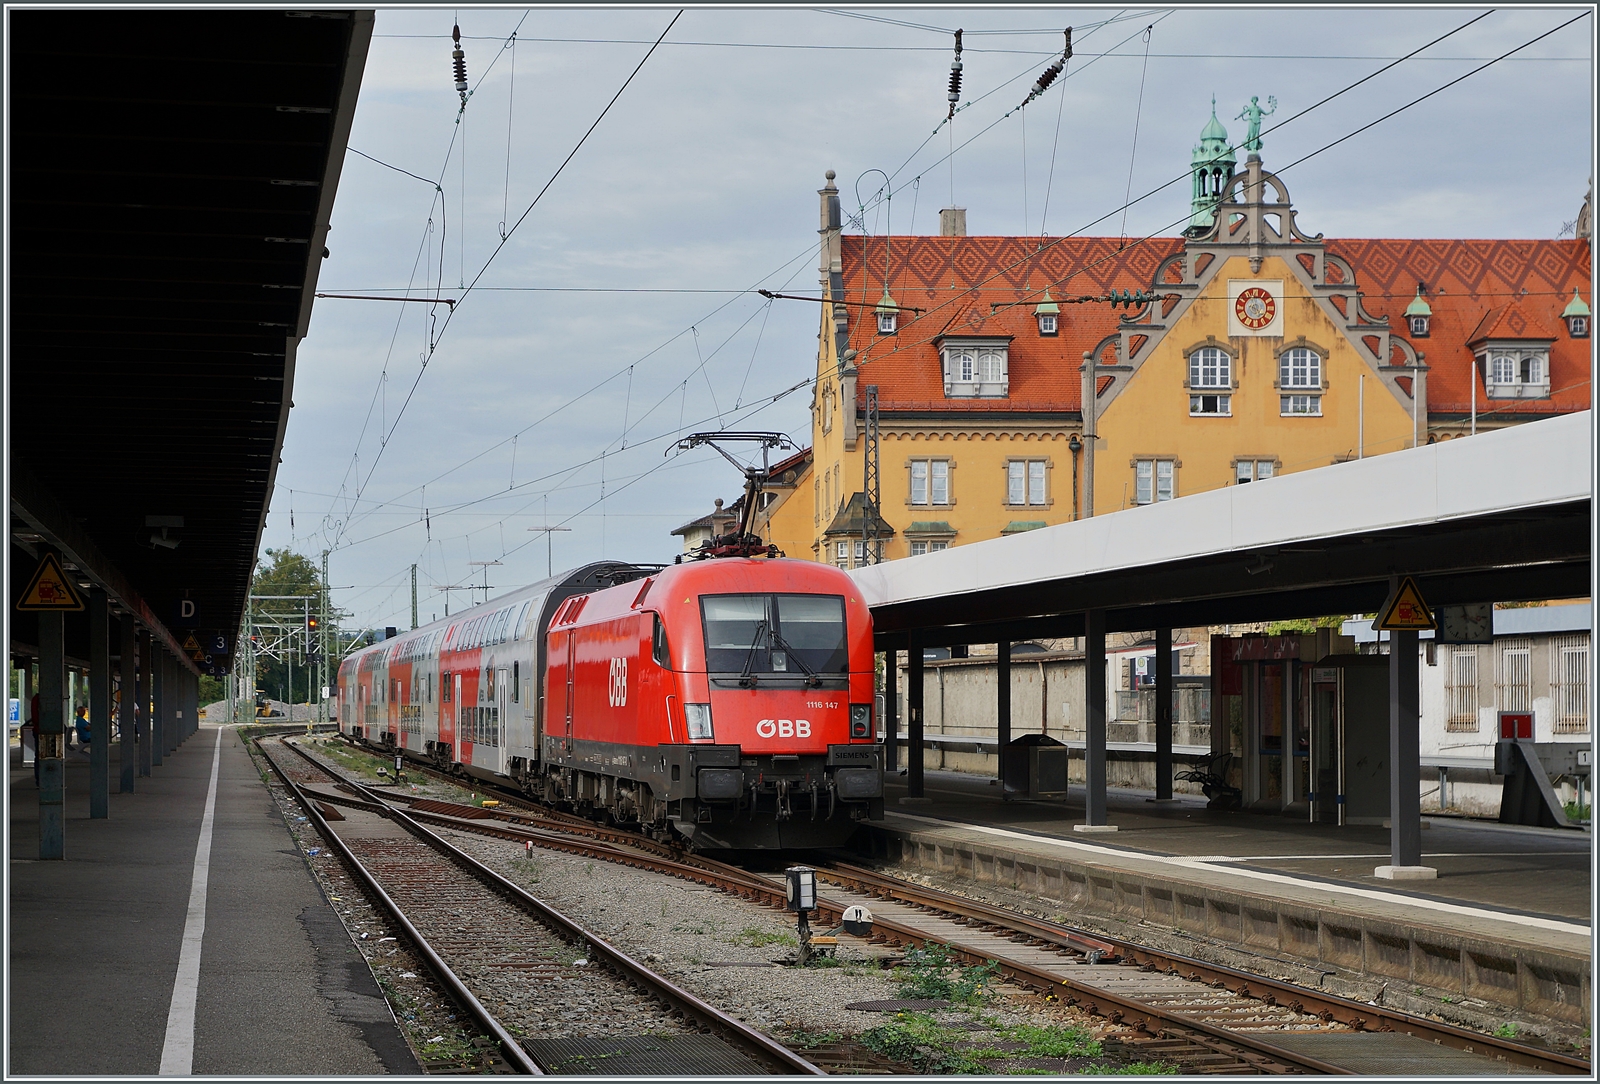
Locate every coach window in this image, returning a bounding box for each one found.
[512,661,519,702]
[442,671,452,703]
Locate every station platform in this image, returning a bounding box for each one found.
[873,768,1592,1034]
[7,725,416,1075]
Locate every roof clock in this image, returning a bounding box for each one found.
[1405,282,1432,338]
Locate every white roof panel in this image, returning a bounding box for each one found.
[852,411,1591,609]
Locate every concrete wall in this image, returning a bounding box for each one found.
[880,824,1591,1032]
[894,649,1215,792]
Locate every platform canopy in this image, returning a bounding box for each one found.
[8,10,372,669]
[854,411,1592,648]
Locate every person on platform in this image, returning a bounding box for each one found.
[74,705,92,750]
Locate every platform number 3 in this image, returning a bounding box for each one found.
[608,657,628,707]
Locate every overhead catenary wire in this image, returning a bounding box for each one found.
[350,10,683,505]
[326,234,820,545]
[1119,24,1154,244]
[806,9,1577,383]
[837,5,1511,356]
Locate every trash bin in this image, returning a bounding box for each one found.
[1002,733,1068,799]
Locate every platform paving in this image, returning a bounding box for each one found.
[7,725,416,1075]
[873,768,1592,1030]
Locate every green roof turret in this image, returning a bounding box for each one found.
[1561,288,1590,318]
[1033,287,1060,317]
[1186,96,1237,236]
[1404,286,1432,318]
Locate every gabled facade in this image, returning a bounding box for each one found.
[806,118,1591,569]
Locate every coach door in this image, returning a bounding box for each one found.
[564,632,575,735]
[494,668,510,773]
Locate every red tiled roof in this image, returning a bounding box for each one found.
[1325,238,1590,417]
[843,235,1183,413]
[842,234,1591,419]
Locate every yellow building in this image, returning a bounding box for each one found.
[803,113,1590,569]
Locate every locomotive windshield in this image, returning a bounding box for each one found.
[701,594,848,675]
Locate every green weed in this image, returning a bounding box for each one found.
[1563,801,1589,822]
[782,1026,844,1049]
[859,1012,991,1074]
[730,927,796,948]
[998,1023,1102,1059]
[1495,1022,1520,1039]
[1082,1061,1179,1074]
[894,942,1000,1004]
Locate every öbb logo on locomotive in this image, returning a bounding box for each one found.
[756,718,811,739]
[336,557,885,850]
[607,657,627,707]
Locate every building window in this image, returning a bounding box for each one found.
[878,311,897,334]
[1189,346,1231,388]
[1281,394,1321,416]
[854,540,867,563]
[1133,459,1174,504]
[1554,637,1589,735]
[909,540,949,556]
[1571,314,1590,338]
[908,459,950,506]
[1496,640,1531,713]
[941,341,1009,397]
[1481,349,1550,399]
[1446,647,1479,732]
[1235,459,1274,483]
[835,541,850,570]
[1038,313,1057,335]
[1190,392,1231,416]
[1409,314,1429,337]
[1007,460,1047,506]
[1279,348,1320,388]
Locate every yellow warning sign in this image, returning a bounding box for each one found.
[15,553,85,611]
[1374,576,1435,631]
[182,634,201,652]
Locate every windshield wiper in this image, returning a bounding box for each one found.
[739,619,767,687]
[768,628,821,686]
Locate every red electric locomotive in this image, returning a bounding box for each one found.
[338,559,884,849]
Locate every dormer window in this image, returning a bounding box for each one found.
[1034,288,1060,336]
[1562,288,1590,338]
[940,338,1010,398]
[875,288,899,335]
[1478,346,1550,400]
[1404,282,1432,338]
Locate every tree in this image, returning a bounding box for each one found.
[250,548,325,705]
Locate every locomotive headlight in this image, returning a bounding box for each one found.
[849,703,871,739]
[684,703,714,740]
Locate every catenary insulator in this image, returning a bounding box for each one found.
[945,29,964,116]
[452,23,469,97]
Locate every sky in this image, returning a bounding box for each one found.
[264,5,1595,634]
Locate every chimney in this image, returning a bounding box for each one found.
[939,207,967,237]
[710,498,735,538]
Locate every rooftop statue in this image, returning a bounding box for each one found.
[1236,95,1277,154]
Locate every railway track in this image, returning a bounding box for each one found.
[304,735,1589,1075]
[257,738,823,1076]
[809,862,1589,1076]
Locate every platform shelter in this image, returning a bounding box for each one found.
[853,410,1591,877]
